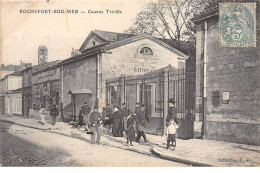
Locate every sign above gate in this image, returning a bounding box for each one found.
[134,67,156,73]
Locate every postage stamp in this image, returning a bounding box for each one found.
[219,3,256,48]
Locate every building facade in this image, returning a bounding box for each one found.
[192,6,260,145]
[0,61,32,78]
[32,62,60,111]
[60,30,188,121]
[21,66,33,117]
[0,72,23,115]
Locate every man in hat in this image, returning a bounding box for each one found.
[121,103,130,131]
[50,104,59,126]
[82,102,90,116]
[112,106,123,137]
[81,102,91,125]
[89,105,103,144]
[135,102,141,116]
[135,104,149,143]
[166,98,177,124]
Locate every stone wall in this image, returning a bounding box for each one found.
[62,55,97,120]
[196,14,260,145]
[22,69,32,88]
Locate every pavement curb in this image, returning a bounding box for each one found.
[48,129,154,157]
[1,119,155,159]
[152,146,213,167]
[1,119,60,131]
[2,119,212,166]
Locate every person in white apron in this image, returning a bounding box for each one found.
[40,105,48,125]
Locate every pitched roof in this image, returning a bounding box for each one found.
[93,30,135,42]
[61,43,107,65]
[62,31,189,66]
[7,71,22,77]
[32,60,61,74]
[158,38,195,58]
[104,34,188,59]
[191,8,218,23]
[79,30,135,52]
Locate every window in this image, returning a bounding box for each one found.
[140,47,153,55]
[110,86,119,107]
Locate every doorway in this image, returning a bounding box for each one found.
[139,84,152,117]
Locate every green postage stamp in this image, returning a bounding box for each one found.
[219,3,256,47]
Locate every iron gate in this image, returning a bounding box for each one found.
[106,65,196,139]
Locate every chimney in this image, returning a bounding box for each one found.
[71,48,80,57]
[38,45,48,65]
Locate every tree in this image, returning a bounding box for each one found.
[125,0,219,44]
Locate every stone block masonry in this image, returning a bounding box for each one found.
[194,11,260,145]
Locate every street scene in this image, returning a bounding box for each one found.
[1,121,186,167]
[0,0,260,167]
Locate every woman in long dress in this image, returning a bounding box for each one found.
[112,106,123,137]
[126,114,136,146]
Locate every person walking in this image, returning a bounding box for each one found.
[166,98,177,125]
[50,104,59,126]
[89,105,103,144]
[112,106,123,137]
[121,103,130,131]
[135,104,149,143]
[125,114,136,146]
[40,105,48,125]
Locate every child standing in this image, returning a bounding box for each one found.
[166,119,178,150]
[126,114,136,147]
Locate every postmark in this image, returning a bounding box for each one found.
[219,3,256,48]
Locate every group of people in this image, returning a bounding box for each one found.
[39,104,59,126]
[39,98,179,150]
[108,102,150,146]
[77,101,151,146]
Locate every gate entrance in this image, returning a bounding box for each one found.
[167,67,195,139]
[106,65,196,139]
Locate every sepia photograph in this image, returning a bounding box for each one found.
[0,0,259,167]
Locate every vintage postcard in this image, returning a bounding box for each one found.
[0,0,259,167]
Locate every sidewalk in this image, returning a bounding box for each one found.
[1,114,260,167]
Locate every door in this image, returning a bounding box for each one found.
[139,85,152,117]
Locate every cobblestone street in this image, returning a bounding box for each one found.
[0,121,186,167]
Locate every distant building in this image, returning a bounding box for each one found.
[38,45,48,65]
[32,60,61,111]
[21,66,33,117]
[0,61,32,78]
[0,71,23,115]
[59,30,188,121]
[21,60,61,117]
